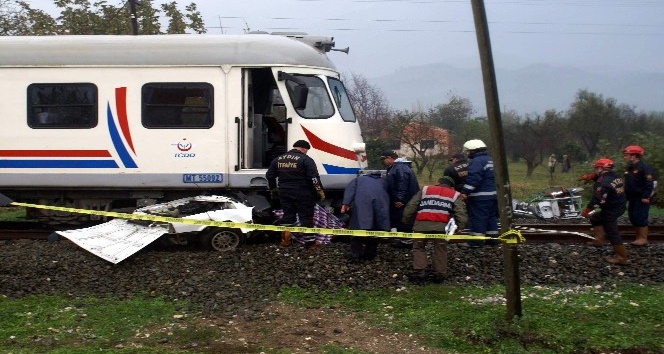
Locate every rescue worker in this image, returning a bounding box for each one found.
[581,158,628,265]
[402,176,467,283]
[443,152,468,193]
[460,139,498,247]
[381,150,420,248]
[578,169,605,246]
[622,145,657,246]
[341,171,391,262]
[266,140,325,240]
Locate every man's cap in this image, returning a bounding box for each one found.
[380,150,398,159]
[448,152,464,162]
[293,140,311,149]
[438,176,455,187]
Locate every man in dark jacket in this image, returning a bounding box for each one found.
[443,152,468,193]
[622,145,657,247]
[381,150,420,247]
[341,171,391,262]
[460,139,498,247]
[581,158,628,265]
[266,140,325,231]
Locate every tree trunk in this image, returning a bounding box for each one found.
[526,162,536,177]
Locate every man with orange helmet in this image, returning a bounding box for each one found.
[622,145,657,246]
[581,158,628,265]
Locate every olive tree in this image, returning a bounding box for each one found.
[0,0,204,35]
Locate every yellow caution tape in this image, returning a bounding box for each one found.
[498,229,525,245]
[11,201,524,243]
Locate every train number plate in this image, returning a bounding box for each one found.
[183,173,224,183]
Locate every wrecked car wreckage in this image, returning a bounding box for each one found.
[512,187,584,219]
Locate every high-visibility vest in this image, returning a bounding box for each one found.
[415,185,459,223]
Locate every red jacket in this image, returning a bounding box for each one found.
[415,185,459,223]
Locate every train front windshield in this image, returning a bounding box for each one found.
[284,75,356,122]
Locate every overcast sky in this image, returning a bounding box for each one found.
[24,0,664,76]
[24,0,664,112]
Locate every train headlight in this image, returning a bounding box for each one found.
[352,143,366,153]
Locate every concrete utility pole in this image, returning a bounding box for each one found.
[129,0,139,35]
[469,0,522,320]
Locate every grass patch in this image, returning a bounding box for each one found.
[280,284,664,354]
[0,294,224,354]
[0,207,29,221]
[321,345,369,354]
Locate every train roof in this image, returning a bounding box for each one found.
[0,34,337,69]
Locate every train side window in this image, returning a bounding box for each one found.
[27,83,98,129]
[327,78,356,122]
[142,83,213,128]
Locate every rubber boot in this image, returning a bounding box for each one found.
[280,231,291,247]
[586,226,606,247]
[630,226,649,247]
[607,244,628,265]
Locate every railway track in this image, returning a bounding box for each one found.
[514,223,664,244]
[0,221,662,244]
[0,221,55,240]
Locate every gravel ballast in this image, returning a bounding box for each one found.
[1,235,662,318]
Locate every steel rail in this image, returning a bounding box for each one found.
[0,222,662,244]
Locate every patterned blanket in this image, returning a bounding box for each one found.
[273,204,346,245]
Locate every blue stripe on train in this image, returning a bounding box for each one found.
[107,103,137,168]
[323,164,360,175]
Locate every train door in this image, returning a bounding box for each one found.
[241,68,288,170]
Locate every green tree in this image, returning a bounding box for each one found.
[1,0,204,35]
[54,0,108,34]
[184,3,205,34]
[428,94,475,133]
[500,109,522,162]
[365,138,395,169]
[568,90,628,159]
[506,110,566,177]
[0,1,57,35]
[161,1,186,34]
[456,117,490,150]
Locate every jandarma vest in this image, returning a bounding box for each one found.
[415,186,459,223]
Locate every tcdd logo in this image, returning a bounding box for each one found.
[177,139,192,151]
[175,153,196,158]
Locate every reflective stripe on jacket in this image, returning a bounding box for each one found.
[415,185,460,223]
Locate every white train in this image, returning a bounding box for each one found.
[0,33,367,225]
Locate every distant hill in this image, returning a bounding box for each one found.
[370,63,664,115]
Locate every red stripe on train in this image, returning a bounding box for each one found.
[0,150,112,157]
[301,126,357,161]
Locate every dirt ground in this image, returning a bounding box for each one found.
[207,302,447,353]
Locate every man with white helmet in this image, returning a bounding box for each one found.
[460,139,498,247]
